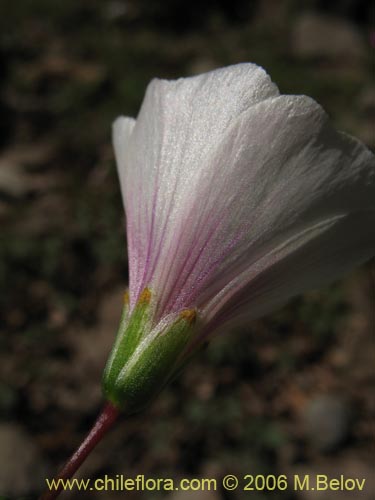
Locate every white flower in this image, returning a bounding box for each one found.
[114,63,374,334]
[104,63,374,412]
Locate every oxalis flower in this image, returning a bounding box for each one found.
[102,63,375,415]
[42,63,374,499]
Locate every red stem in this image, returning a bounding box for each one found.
[40,401,120,500]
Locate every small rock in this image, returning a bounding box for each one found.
[303,394,351,452]
[291,456,374,500]
[105,1,129,20]
[0,423,49,495]
[189,58,218,76]
[0,143,55,200]
[292,13,366,62]
[0,161,29,198]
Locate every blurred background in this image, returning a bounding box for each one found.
[0,0,374,499]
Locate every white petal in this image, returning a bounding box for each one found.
[203,210,375,337]
[113,64,375,328]
[113,115,136,198]
[193,96,375,323]
[116,63,279,309]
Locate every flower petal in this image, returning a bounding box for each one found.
[113,115,136,222]
[191,97,375,327]
[116,64,279,310]
[202,210,375,338]
[113,64,375,330]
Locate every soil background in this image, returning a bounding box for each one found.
[0,1,374,499]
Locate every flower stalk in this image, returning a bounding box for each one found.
[40,402,120,500]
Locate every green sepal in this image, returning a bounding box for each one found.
[102,290,152,401]
[104,311,196,414]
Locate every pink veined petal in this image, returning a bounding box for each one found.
[167,97,375,320]
[113,63,375,334]
[202,210,375,337]
[114,63,279,311]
